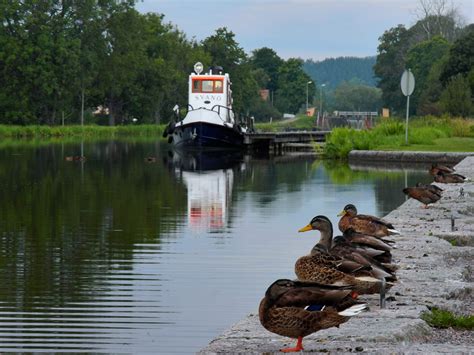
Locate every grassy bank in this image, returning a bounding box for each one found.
[0,124,166,139]
[324,116,474,159]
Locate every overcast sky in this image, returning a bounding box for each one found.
[136,0,473,61]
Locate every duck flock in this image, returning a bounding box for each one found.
[258,163,468,353]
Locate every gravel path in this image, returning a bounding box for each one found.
[199,156,474,354]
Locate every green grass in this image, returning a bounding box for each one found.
[421,308,474,330]
[376,137,474,152]
[324,116,474,159]
[0,124,166,139]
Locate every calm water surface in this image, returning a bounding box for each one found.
[0,141,431,353]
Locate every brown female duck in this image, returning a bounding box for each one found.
[299,216,397,282]
[416,182,443,195]
[434,171,469,184]
[337,204,400,237]
[429,163,455,176]
[403,185,441,208]
[342,229,395,264]
[259,279,366,352]
[296,216,388,294]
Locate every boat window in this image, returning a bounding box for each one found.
[193,80,200,92]
[192,79,224,93]
[214,80,223,93]
[201,80,214,92]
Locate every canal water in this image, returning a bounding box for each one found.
[0,140,431,354]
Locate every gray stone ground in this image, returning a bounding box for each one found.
[199,156,474,354]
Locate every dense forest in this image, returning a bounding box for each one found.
[0,1,313,125]
[303,57,378,89]
[0,1,472,126]
[374,18,473,116]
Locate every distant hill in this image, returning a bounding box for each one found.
[303,56,377,89]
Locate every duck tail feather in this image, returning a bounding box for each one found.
[338,303,367,316]
[355,276,380,283]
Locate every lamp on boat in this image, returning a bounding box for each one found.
[194,62,203,75]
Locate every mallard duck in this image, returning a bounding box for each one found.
[337,204,400,237]
[259,279,366,352]
[434,171,469,183]
[403,185,441,208]
[429,163,455,176]
[342,229,395,264]
[296,216,388,294]
[416,182,443,195]
[299,216,397,282]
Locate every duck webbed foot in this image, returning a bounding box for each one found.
[281,336,304,352]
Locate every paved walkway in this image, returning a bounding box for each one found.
[200,157,474,354]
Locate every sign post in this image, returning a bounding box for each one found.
[400,69,415,144]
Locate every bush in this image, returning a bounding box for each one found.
[409,127,447,144]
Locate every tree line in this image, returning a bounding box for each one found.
[374,0,473,117]
[0,1,471,126]
[0,1,314,125]
[303,56,378,89]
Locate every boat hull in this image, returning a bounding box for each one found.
[171,122,244,148]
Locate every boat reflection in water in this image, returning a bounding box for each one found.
[167,149,244,232]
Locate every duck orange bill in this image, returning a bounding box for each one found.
[337,210,346,217]
[298,224,313,232]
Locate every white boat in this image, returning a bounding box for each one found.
[164,62,246,148]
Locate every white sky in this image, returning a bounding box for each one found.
[136,0,474,60]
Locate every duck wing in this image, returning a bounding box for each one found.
[274,282,353,308]
[355,214,395,229]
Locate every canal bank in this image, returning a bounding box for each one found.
[199,155,474,354]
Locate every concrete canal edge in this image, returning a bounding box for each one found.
[349,150,474,163]
[199,154,474,354]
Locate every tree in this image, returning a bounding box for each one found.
[95,3,147,125]
[304,56,377,89]
[201,27,246,71]
[250,47,283,92]
[416,54,450,115]
[129,14,210,124]
[333,82,382,112]
[274,58,313,114]
[439,75,472,117]
[440,24,474,87]
[413,0,464,42]
[72,0,111,126]
[374,25,411,114]
[406,36,450,114]
[202,28,258,115]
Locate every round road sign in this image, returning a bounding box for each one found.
[401,69,415,96]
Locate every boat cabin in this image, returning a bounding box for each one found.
[188,64,233,122]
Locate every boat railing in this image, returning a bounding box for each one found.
[185,104,233,124]
[211,105,233,124]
